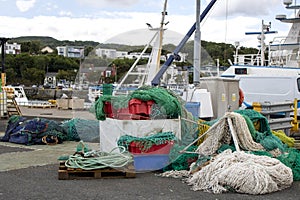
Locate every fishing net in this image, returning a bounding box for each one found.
[93,86,184,121]
[163,144,199,171]
[160,108,300,194]
[1,116,67,145]
[117,132,177,151]
[185,149,293,195]
[60,118,100,142]
[92,86,200,172]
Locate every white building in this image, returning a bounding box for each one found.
[0,42,21,54]
[57,46,84,58]
[41,46,54,53]
[95,48,128,59]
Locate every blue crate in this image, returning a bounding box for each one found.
[185,102,200,118]
[133,154,170,172]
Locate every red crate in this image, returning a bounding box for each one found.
[129,99,155,116]
[103,101,114,118]
[129,141,174,155]
[115,107,130,119]
[116,113,150,120]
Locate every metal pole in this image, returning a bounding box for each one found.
[151,0,218,86]
[193,0,201,84]
[0,37,9,87]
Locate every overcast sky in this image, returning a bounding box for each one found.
[0,0,296,48]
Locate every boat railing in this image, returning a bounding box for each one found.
[233,54,262,66]
[268,36,300,67]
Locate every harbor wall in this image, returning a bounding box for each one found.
[24,87,89,102]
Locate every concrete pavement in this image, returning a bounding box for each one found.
[1,107,300,199]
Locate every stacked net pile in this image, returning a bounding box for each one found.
[185,149,293,194]
[195,112,268,156]
[1,116,67,145]
[160,110,300,194]
[60,118,100,142]
[93,86,186,121]
[117,132,177,151]
[93,86,199,168]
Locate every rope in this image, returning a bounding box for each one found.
[65,146,133,170]
[194,112,265,156]
[185,149,293,195]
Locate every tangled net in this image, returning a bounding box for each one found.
[185,149,293,195]
[195,112,266,156]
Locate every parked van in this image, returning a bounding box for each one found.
[221,66,300,113]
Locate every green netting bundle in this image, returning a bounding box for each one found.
[60,118,100,142]
[117,131,177,151]
[130,86,183,119]
[60,118,81,141]
[277,148,300,181]
[235,109,270,134]
[93,95,130,120]
[217,144,236,153]
[234,109,287,152]
[163,144,198,171]
[94,86,184,120]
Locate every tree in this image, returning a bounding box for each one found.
[21,68,45,85]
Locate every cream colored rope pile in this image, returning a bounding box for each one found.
[185,149,293,194]
[195,112,265,155]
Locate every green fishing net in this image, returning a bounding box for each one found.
[94,86,184,121]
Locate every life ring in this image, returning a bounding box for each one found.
[239,88,244,107]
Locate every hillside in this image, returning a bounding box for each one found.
[8,35,258,67]
[10,36,100,49]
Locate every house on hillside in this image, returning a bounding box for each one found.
[57,46,84,58]
[41,46,54,53]
[95,47,128,59]
[0,42,21,54]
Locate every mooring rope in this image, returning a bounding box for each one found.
[65,146,133,170]
[185,149,293,195]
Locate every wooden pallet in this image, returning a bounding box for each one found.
[58,161,136,180]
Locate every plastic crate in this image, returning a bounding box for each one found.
[185,102,200,118]
[116,106,151,120]
[129,141,174,154]
[129,99,155,116]
[103,101,114,118]
[133,154,170,172]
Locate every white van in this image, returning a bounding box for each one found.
[221,66,300,112]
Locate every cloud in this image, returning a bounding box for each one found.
[16,0,36,12]
[209,0,282,18]
[76,0,139,8]
[59,10,73,17]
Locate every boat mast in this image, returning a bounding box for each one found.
[157,0,168,71]
[152,0,218,86]
[145,0,168,85]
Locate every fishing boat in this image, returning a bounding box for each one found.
[2,85,29,106]
[221,0,300,113]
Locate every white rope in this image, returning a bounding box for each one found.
[156,170,190,178]
[195,112,265,156]
[185,149,293,194]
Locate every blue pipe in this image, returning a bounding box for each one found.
[151,0,218,86]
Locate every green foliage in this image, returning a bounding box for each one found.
[3,36,258,86]
[56,69,77,82]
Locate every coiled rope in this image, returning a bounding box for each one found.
[65,146,133,170]
[185,149,293,195]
